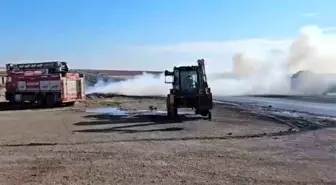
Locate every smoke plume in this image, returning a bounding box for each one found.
[87,25,336,97]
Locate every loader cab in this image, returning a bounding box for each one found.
[164,59,213,119]
[165,66,200,95]
[179,69,199,93]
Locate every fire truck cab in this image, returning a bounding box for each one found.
[5,61,85,107]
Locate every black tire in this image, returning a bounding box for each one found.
[35,94,45,106]
[166,98,172,117]
[8,100,15,105]
[200,111,212,120]
[172,107,178,117]
[44,94,55,107]
[200,111,208,117]
[166,99,178,117]
[208,111,212,120]
[65,102,75,106]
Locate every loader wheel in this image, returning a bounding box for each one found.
[208,111,212,120]
[200,111,208,117]
[168,107,178,117]
[200,111,212,120]
[166,98,172,117]
[172,107,178,117]
[166,98,177,117]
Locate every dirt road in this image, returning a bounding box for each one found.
[0,97,335,185]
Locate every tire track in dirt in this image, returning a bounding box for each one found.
[1,125,332,148]
[1,95,334,148]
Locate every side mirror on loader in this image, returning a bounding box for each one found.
[165,76,174,84]
[164,70,174,84]
[164,70,173,76]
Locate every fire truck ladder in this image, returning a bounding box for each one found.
[6,61,69,75]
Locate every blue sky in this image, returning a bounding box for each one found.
[0,0,335,70]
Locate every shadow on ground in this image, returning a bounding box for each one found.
[0,102,73,111]
[73,113,202,134]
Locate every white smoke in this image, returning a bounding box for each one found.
[86,73,169,96]
[87,25,336,97]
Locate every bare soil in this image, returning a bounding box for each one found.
[0,97,335,185]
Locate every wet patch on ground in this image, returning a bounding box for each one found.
[85,107,195,116]
[213,100,336,133]
[86,107,128,115]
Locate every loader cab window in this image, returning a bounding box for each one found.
[180,70,198,93]
[173,69,180,89]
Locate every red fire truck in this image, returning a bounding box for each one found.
[5,61,85,107]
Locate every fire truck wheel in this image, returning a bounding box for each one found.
[7,99,15,105]
[44,94,55,107]
[65,102,75,106]
[35,94,45,106]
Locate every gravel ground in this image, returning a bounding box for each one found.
[0,97,335,185]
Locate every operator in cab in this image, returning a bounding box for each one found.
[184,74,197,92]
